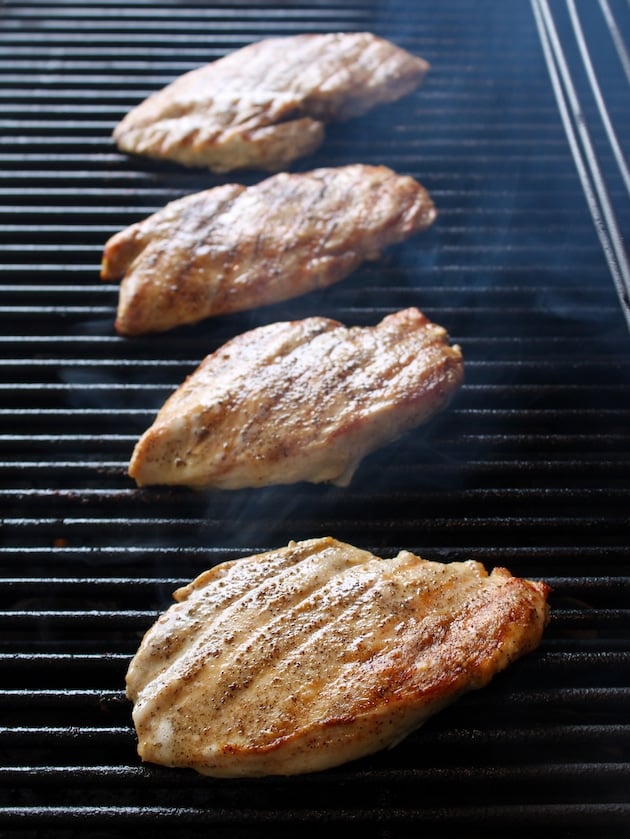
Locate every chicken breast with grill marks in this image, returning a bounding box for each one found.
[113,33,429,172]
[126,536,550,777]
[127,307,463,490]
[101,164,437,336]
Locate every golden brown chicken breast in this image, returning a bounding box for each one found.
[101,164,437,336]
[113,33,429,172]
[126,537,550,777]
[127,307,464,490]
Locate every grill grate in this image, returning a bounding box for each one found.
[1,0,630,836]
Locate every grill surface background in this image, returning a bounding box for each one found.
[1,1,630,836]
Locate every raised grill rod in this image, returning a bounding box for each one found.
[532,0,630,328]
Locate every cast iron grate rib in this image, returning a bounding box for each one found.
[1,0,630,836]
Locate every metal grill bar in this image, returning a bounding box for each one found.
[532,0,630,326]
[1,0,630,835]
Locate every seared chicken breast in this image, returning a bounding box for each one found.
[126,536,550,777]
[113,33,429,172]
[128,307,463,490]
[101,164,437,336]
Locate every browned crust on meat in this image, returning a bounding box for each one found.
[127,307,463,490]
[113,33,430,172]
[101,165,437,336]
[125,537,550,776]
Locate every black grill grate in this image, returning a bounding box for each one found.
[1,0,630,836]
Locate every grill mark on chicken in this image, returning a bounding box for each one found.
[101,164,436,336]
[134,545,313,692]
[126,537,550,777]
[100,182,246,311]
[213,560,451,723]
[128,308,463,490]
[133,541,355,722]
[113,33,429,172]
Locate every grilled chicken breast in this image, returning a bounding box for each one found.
[101,164,437,336]
[126,536,550,777]
[113,33,429,172]
[128,307,463,490]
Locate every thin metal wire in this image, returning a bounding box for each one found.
[531,0,630,330]
[567,0,630,197]
[599,0,630,84]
